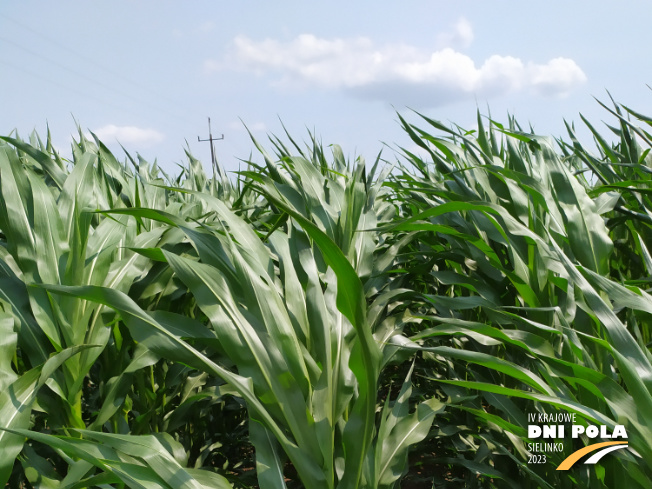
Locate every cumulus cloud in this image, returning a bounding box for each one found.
[92,125,164,146]
[436,18,474,49]
[210,19,587,107]
[528,57,588,96]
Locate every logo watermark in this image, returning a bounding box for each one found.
[526,412,628,470]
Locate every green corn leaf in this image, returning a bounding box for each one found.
[0,345,100,486]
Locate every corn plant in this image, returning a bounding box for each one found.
[388,106,652,488]
[1,98,652,489]
[0,131,235,488]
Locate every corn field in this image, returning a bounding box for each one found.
[1,98,652,489]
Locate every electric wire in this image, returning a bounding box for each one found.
[0,35,195,126]
[0,13,244,168]
[0,12,196,123]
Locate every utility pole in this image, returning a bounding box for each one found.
[197,117,224,176]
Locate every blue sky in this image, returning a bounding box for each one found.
[2,1,652,174]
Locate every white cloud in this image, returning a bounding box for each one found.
[436,18,474,49]
[528,57,588,97]
[211,20,587,107]
[92,125,164,146]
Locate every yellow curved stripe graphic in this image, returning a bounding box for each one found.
[557,441,628,470]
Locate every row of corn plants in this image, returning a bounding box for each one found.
[0,97,651,488]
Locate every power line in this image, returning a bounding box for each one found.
[0,14,240,169]
[0,58,149,122]
[0,35,196,126]
[0,12,190,117]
